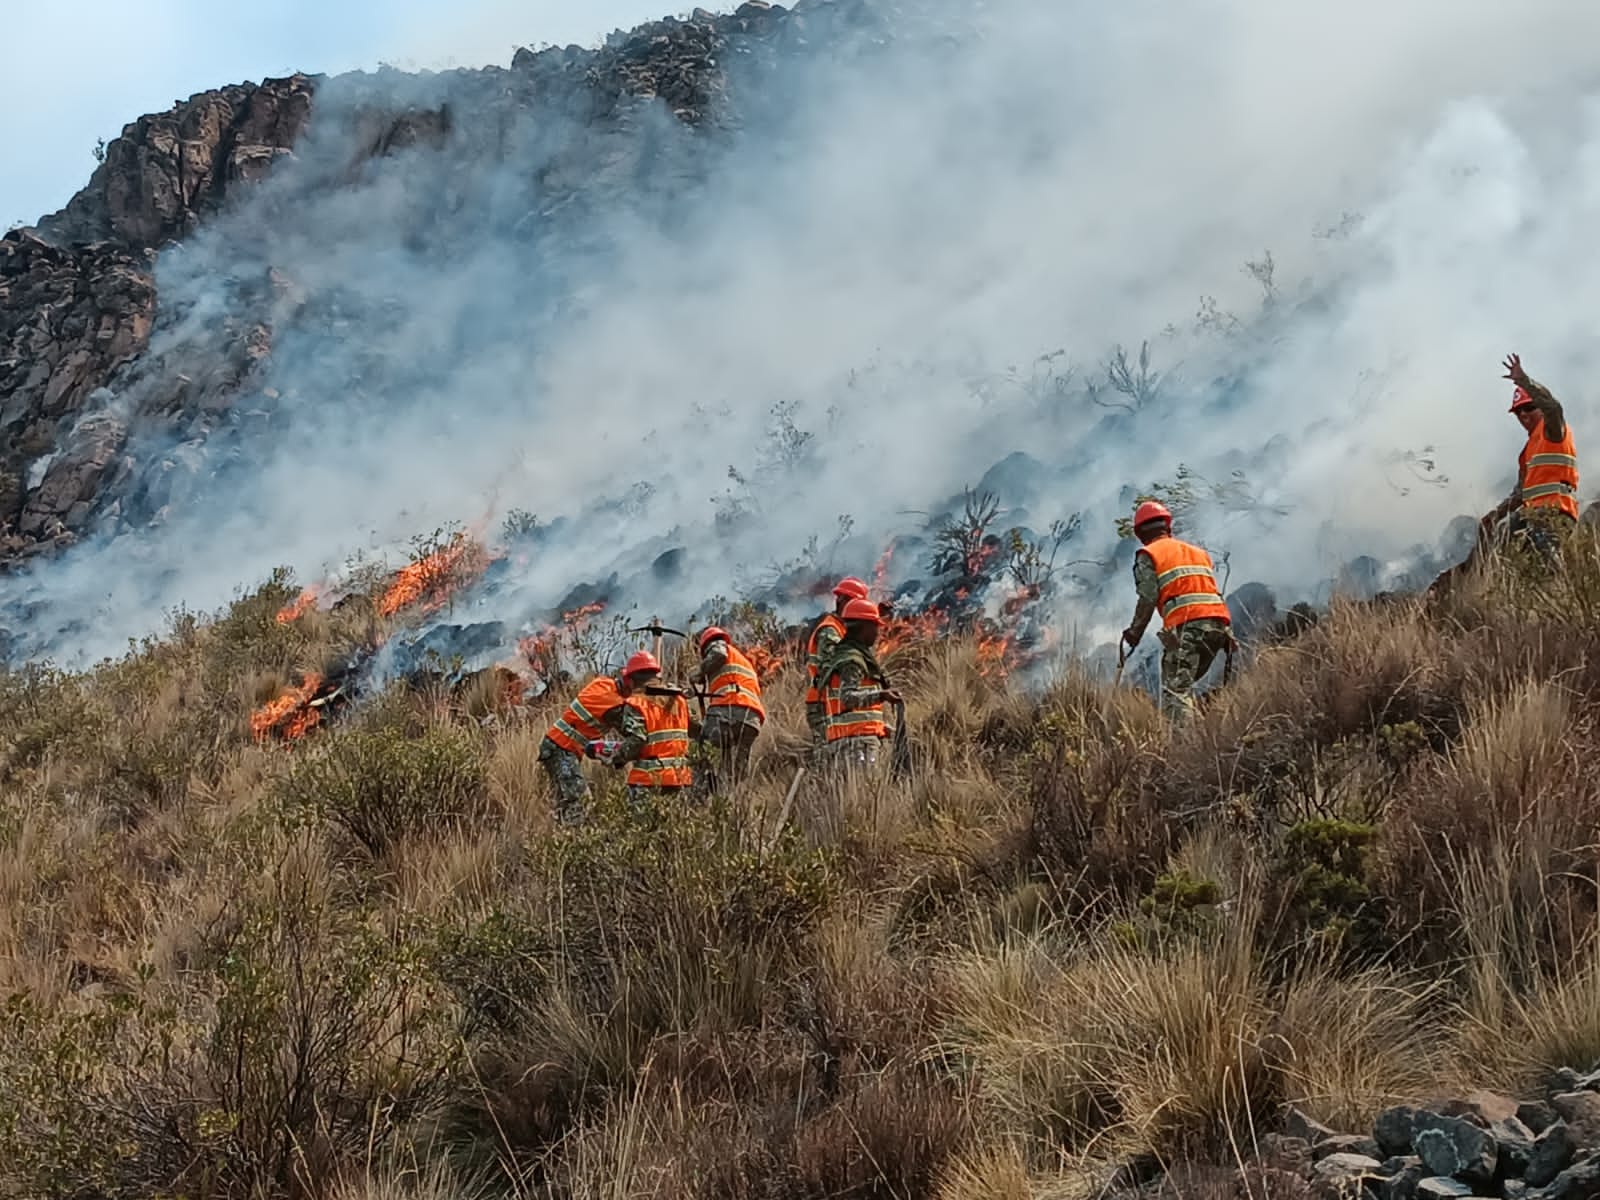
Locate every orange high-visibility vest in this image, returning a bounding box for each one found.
[625,692,693,789]
[1520,420,1579,520]
[805,613,847,706]
[545,676,624,755]
[1140,537,1231,630]
[708,642,766,723]
[823,650,888,743]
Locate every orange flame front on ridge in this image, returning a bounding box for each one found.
[250,673,325,743]
[519,601,608,679]
[275,586,321,625]
[378,535,484,619]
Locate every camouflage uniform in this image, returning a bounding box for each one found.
[609,693,701,812]
[689,641,764,790]
[1130,554,1232,721]
[805,615,844,755]
[818,642,891,776]
[537,736,591,825]
[1487,374,1578,569]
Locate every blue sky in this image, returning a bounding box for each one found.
[1,0,685,228]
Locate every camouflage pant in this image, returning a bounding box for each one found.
[703,708,762,791]
[806,703,828,759]
[537,737,590,825]
[825,735,882,778]
[1159,619,1233,722]
[1509,507,1576,570]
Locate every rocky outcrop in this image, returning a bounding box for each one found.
[0,234,153,549]
[35,75,316,251]
[0,5,867,568]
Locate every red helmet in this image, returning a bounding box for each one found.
[697,626,729,653]
[832,577,870,601]
[622,650,661,679]
[1133,500,1173,530]
[841,598,882,625]
[1510,386,1536,413]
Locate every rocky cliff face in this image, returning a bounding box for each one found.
[0,1,838,570]
[1,73,314,558]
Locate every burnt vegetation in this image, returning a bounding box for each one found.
[0,528,1599,1197]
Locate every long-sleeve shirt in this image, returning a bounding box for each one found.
[1127,551,1160,642]
[1494,375,1568,519]
[687,640,727,687]
[824,644,890,711]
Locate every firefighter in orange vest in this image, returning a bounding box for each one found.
[606,650,699,806]
[689,626,766,789]
[806,577,870,753]
[1482,353,1579,565]
[818,598,903,771]
[1121,500,1233,720]
[539,667,630,825]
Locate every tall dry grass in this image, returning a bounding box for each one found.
[3,539,1600,1196]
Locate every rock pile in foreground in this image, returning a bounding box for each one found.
[1262,1072,1600,1200]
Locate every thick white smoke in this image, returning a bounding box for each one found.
[9,0,1600,667]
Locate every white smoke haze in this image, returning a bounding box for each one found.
[9,0,1600,669]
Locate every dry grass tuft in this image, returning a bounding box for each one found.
[5,544,1600,1196]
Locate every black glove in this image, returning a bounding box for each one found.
[1121,627,1141,650]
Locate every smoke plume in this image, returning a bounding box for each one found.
[9,0,1600,669]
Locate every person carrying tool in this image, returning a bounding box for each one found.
[607,650,699,807]
[1480,352,1579,567]
[538,668,630,825]
[805,577,870,754]
[817,598,903,773]
[688,626,766,790]
[1121,500,1234,721]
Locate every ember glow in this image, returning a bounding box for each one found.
[378,535,487,619]
[250,673,325,743]
[519,601,608,679]
[275,586,321,625]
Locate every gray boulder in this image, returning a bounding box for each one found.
[1526,1124,1579,1190]
[1413,1113,1498,1187]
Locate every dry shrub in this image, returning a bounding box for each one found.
[941,917,1272,1160]
[934,1142,1034,1200]
[789,1067,974,1197]
[1381,679,1600,954]
[1268,966,1459,1131]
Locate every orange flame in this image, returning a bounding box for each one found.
[871,543,895,600]
[250,673,325,743]
[519,601,608,679]
[275,586,322,624]
[746,641,788,681]
[378,535,486,619]
[878,608,950,657]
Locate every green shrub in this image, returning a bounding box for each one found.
[282,723,487,856]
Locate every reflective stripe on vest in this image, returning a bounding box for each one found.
[625,693,693,789]
[709,642,767,722]
[805,614,847,705]
[1141,537,1231,630]
[545,677,623,755]
[823,656,888,743]
[1520,421,1580,519]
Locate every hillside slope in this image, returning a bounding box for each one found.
[1,523,1599,1197]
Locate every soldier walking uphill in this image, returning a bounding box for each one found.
[1482,353,1579,566]
[688,626,766,790]
[817,598,903,773]
[805,577,870,757]
[1121,500,1234,721]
